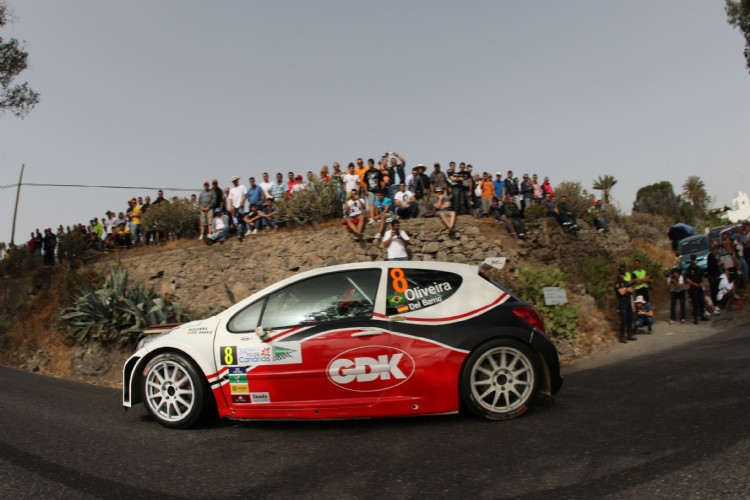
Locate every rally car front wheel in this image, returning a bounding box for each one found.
[141,352,209,429]
[460,339,540,420]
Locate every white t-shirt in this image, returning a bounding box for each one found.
[259,181,273,198]
[384,229,409,259]
[228,185,247,211]
[343,173,360,193]
[347,198,364,217]
[394,190,415,206]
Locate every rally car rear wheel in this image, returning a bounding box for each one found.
[141,352,208,429]
[460,339,540,420]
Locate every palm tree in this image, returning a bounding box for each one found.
[592,175,617,204]
[682,176,708,215]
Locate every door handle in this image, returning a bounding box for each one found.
[351,328,384,337]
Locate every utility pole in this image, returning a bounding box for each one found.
[10,164,24,246]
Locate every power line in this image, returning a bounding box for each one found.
[0,182,196,191]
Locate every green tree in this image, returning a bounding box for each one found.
[633,181,694,223]
[0,2,40,117]
[592,175,617,204]
[726,0,750,74]
[681,175,710,216]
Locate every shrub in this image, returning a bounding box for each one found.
[141,198,200,240]
[523,204,547,221]
[0,244,41,276]
[515,266,582,341]
[58,264,190,346]
[582,256,614,311]
[555,181,589,217]
[275,181,343,225]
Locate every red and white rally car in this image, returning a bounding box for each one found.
[123,261,562,428]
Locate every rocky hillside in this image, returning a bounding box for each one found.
[93,215,635,313]
[1,213,643,385]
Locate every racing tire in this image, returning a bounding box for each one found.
[460,338,540,421]
[141,352,210,429]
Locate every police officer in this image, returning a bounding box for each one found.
[684,254,708,324]
[615,263,637,343]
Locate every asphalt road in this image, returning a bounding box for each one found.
[1,322,749,499]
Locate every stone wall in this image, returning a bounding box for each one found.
[88,215,634,316]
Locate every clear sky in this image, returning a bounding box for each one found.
[2,0,750,245]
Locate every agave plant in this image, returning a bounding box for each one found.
[59,264,189,346]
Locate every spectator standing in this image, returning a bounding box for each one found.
[541,176,555,198]
[632,259,651,302]
[383,219,410,261]
[246,177,265,208]
[198,181,216,240]
[228,176,247,218]
[480,173,495,219]
[429,163,448,195]
[150,190,169,245]
[615,263,637,343]
[532,174,543,203]
[259,172,273,199]
[364,159,382,209]
[667,267,686,324]
[33,229,43,256]
[520,174,533,213]
[126,198,143,246]
[42,228,56,266]
[269,173,288,201]
[684,254,708,324]
[386,151,407,200]
[211,179,224,213]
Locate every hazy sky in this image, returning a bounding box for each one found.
[2,0,750,244]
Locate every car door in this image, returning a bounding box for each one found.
[213,268,396,413]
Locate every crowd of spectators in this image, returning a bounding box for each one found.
[1,150,616,262]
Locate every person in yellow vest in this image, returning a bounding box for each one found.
[632,259,651,302]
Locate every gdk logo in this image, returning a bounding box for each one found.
[328,346,415,392]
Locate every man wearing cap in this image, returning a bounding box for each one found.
[383,219,410,261]
[205,207,229,245]
[615,263,637,343]
[198,181,216,240]
[633,295,654,334]
[684,254,708,324]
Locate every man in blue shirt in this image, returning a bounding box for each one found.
[246,177,265,207]
[370,190,393,241]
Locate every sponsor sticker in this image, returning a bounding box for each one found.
[327,346,415,392]
[386,267,458,315]
[230,383,249,394]
[232,394,251,404]
[219,342,303,366]
[228,374,247,384]
[186,326,212,335]
[250,392,271,404]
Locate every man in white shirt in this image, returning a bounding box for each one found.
[259,172,273,199]
[383,220,410,260]
[393,182,419,219]
[344,189,366,241]
[228,176,247,214]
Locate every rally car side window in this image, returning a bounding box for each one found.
[259,269,381,330]
[227,299,264,333]
[386,268,462,315]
